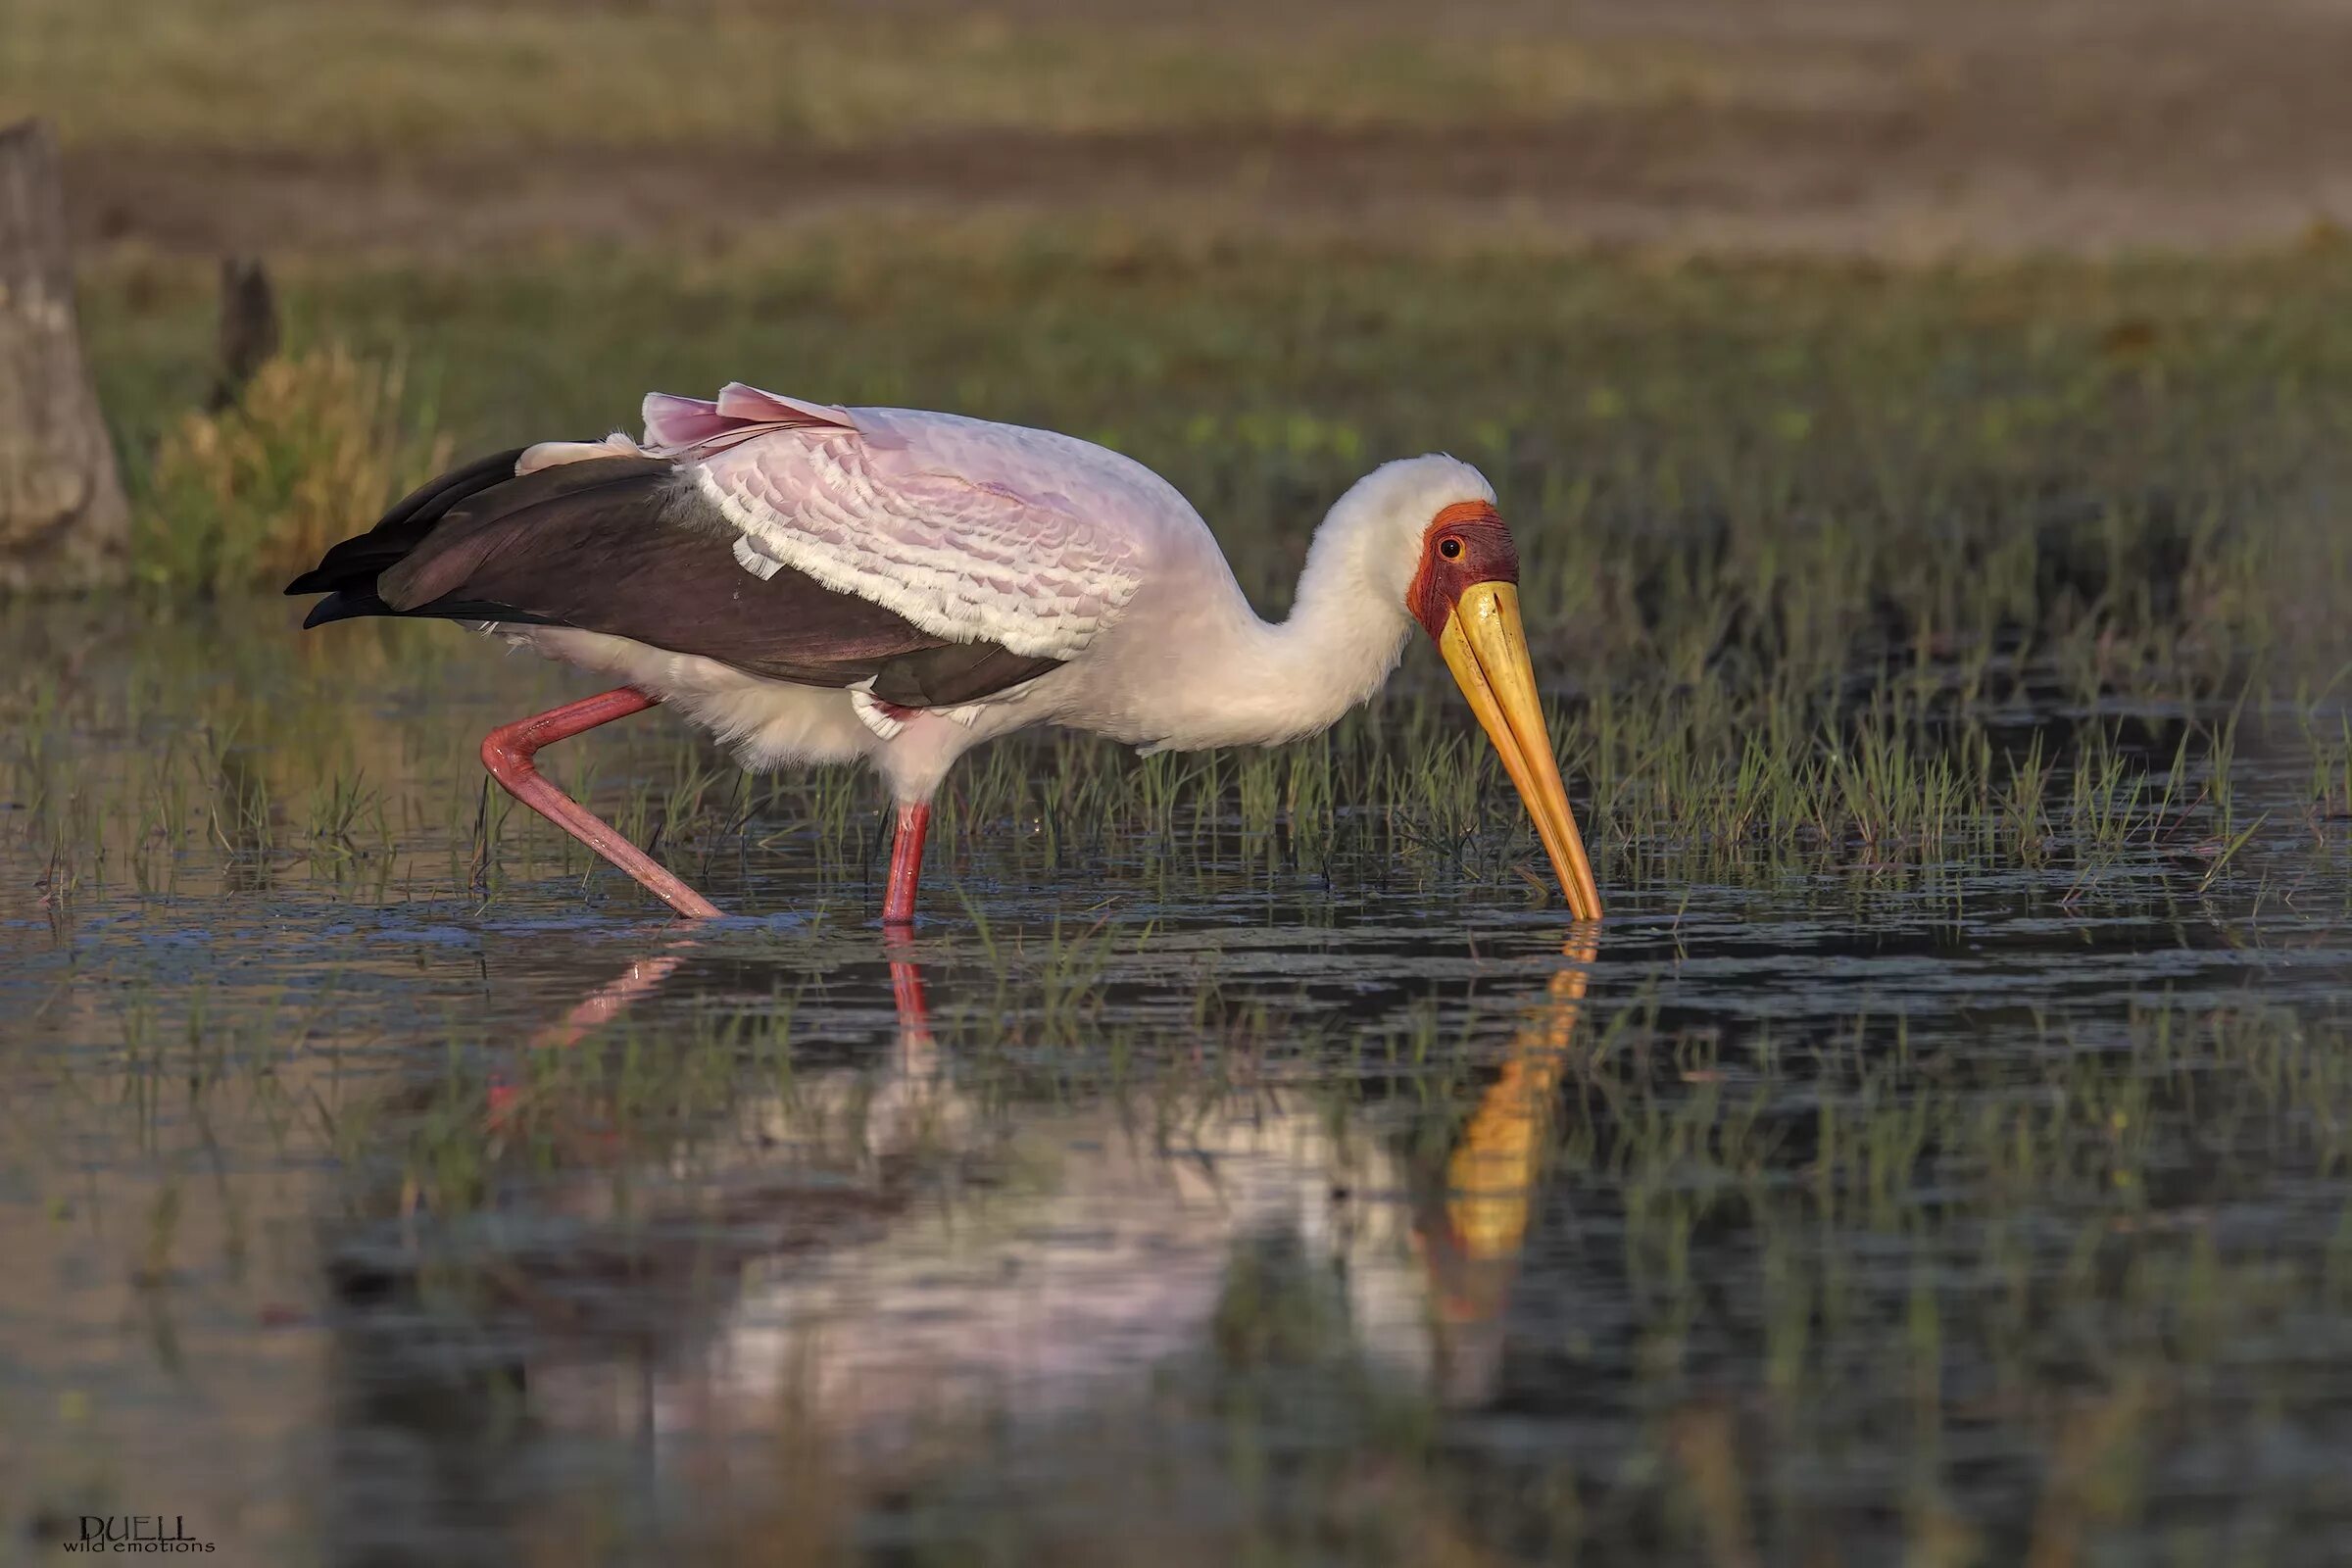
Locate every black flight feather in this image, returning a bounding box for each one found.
[287,448,1061,708]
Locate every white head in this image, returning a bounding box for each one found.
[1300,455,1500,628]
[1305,453,1603,921]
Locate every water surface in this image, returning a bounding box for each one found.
[5,599,2349,1566]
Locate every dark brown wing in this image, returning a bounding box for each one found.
[286,453,1061,706]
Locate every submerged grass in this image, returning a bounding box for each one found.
[9,594,2337,923]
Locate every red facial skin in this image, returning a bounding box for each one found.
[1406,500,1520,640]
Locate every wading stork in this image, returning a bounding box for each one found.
[287,384,1603,924]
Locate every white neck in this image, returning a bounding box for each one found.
[1119,510,1419,754]
[1061,454,1494,756]
[1200,557,1416,748]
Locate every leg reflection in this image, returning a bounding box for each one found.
[492,934,939,1127]
[485,941,701,1131]
[888,943,934,1046]
[529,949,697,1051]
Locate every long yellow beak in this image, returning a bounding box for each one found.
[1436,582,1604,921]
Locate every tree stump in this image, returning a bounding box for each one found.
[0,118,129,593]
[209,256,279,412]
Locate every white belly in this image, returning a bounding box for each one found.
[508,625,875,769]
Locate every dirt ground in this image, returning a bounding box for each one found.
[37,0,2352,257]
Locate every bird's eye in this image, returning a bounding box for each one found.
[1439,537,1464,560]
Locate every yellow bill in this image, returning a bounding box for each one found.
[1436,582,1604,921]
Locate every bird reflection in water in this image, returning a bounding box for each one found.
[343,926,1602,1552]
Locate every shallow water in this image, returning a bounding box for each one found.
[5,599,2351,1566]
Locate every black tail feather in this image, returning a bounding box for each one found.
[283,446,532,598]
[300,589,387,628]
[304,588,562,629]
[372,457,677,612]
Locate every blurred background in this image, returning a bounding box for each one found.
[15,0,2352,605]
[24,0,2352,258]
[9,4,2352,1567]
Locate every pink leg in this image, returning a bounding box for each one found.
[882,802,931,926]
[479,687,724,920]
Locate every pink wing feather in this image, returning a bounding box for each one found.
[642,384,855,455]
[645,385,1164,661]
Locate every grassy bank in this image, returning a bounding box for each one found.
[23,235,2349,911]
[89,233,2352,643]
